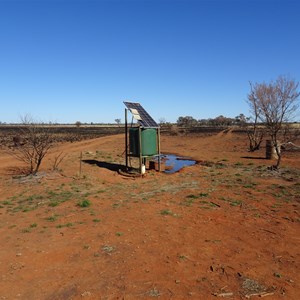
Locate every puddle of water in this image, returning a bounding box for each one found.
[158,154,196,174]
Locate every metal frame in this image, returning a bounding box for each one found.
[125,108,161,174]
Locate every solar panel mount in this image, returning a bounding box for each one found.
[124,101,159,128]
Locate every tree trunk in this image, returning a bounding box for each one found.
[33,158,42,175]
[275,142,282,169]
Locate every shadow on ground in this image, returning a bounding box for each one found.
[82,160,126,172]
[241,156,268,160]
[4,166,31,176]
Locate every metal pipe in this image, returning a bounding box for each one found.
[157,127,161,171]
[125,108,128,171]
[139,126,142,174]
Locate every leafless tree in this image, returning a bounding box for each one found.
[246,84,265,151]
[7,115,54,175]
[158,117,166,125]
[75,121,82,128]
[248,76,300,168]
[115,118,121,126]
[52,151,66,171]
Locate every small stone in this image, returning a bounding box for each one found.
[81,291,91,297]
[16,253,22,257]
[175,280,180,284]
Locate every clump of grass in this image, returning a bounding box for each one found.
[2,200,13,205]
[181,198,194,206]
[77,199,91,208]
[243,182,257,189]
[199,192,209,198]
[56,223,73,228]
[46,215,58,222]
[4,189,77,213]
[199,200,220,209]
[48,190,74,207]
[186,192,209,199]
[219,197,242,207]
[204,239,221,243]
[96,189,105,194]
[30,223,37,228]
[112,203,121,208]
[116,232,123,236]
[102,245,115,253]
[160,209,175,216]
[186,194,198,199]
[93,218,101,223]
[271,203,282,208]
[27,195,44,201]
[182,193,209,207]
[148,288,160,297]
[3,194,41,212]
[230,200,242,206]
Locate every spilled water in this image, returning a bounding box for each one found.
[159,154,197,174]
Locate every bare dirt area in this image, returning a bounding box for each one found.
[0,132,299,299]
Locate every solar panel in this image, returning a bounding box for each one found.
[124,101,159,128]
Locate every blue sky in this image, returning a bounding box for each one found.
[0,0,299,124]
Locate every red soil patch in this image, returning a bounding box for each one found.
[0,132,299,299]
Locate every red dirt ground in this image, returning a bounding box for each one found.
[0,132,299,299]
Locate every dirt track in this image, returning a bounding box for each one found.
[0,132,299,299]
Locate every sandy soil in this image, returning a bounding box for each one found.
[0,131,299,299]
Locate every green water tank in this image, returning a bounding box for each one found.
[129,128,158,157]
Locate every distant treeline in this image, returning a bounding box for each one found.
[174,115,247,127]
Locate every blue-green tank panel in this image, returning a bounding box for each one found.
[129,128,158,156]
